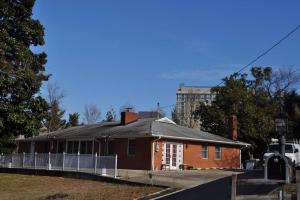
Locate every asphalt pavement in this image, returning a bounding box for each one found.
[156,170,280,200]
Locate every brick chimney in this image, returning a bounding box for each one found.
[229,115,238,141]
[121,110,139,125]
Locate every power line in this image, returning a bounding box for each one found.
[160,104,176,109]
[216,24,300,87]
[159,24,300,110]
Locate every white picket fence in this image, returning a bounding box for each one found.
[0,152,118,178]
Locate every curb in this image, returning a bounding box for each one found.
[134,188,176,200]
[150,187,188,200]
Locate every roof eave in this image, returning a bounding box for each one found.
[151,134,250,146]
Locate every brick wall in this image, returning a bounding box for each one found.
[183,142,240,169]
[17,137,241,170]
[112,138,152,170]
[153,139,241,170]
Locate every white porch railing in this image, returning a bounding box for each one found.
[0,152,118,178]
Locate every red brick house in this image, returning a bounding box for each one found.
[16,111,249,170]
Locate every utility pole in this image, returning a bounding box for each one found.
[275,96,287,157]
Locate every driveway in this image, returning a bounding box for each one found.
[156,170,279,200]
[118,169,242,189]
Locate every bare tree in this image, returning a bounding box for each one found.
[47,82,64,104]
[272,67,300,98]
[83,104,101,124]
[251,66,300,100]
[44,83,66,132]
[171,106,180,124]
[185,93,200,129]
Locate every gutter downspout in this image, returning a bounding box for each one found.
[152,136,161,171]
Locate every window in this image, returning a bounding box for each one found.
[67,141,79,154]
[267,144,293,153]
[80,141,86,154]
[205,94,210,100]
[73,141,79,153]
[58,141,64,153]
[166,144,170,165]
[108,140,114,155]
[86,141,93,154]
[80,141,93,154]
[43,141,50,153]
[201,145,208,159]
[215,146,221,160]
[128,139,136,156]
[67,141,73,153]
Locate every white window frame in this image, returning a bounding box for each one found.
[201,145,208,159]
[215,145,222,160]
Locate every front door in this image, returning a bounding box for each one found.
[163,143,183,170]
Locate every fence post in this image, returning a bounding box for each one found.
[77,152,80,171]
[22,152,25,168]
[62,152,65,171]
[94,153,97,174]
[114,154,118,178]
[296,170,300,200]
[34,152,37,169]
[231,174,237,200]
[10,153,13,168]
[48,152,51,170]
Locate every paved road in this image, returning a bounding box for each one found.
[157,170,279,200]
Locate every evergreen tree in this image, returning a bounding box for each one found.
[67,112,80,127]
[194,67,278,158]
[105,108,117,122]
[0,0,49,152]
[45,100,66,132]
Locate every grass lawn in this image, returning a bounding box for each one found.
[0,173,162,200]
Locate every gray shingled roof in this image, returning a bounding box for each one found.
[17,118,249,146]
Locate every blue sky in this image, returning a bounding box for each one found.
[32,1,300,120]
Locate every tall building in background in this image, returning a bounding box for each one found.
[176,84,216,128]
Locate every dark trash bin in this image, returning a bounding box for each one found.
[244,159,259,170]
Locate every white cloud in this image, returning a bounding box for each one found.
[159,66,241,81]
